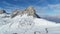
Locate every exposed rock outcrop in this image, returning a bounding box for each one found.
[24,6,40,18]
[0,10,6,14]
[24,6,35,16]
[11,6,40,18]
[11,9,21,18]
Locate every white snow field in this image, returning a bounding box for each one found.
[0,14,60,34]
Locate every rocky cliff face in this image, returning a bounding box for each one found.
[11,9,21,18]
[24,6,35,16]
[11,6,40,18]
[0,10,6,14]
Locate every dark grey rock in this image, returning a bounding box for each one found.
[0,10,6,14]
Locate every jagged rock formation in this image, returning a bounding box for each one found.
[11,6,40,18]
[0,10,6,14]
[11,9,21,18]
[24,6,40,18]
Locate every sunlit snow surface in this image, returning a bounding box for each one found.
[0,14,60,34]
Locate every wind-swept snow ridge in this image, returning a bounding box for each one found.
[0,14,60,34]
[0,14,11,27]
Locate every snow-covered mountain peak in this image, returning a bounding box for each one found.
[11,6,40,18]
[0,13,60,34]
[0,6,60,34]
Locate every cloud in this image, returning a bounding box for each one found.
[2,1,18,7]
[0,1,25,13]
[36,4,60,11]
[48,4,60,13]
[48,4,60,10]
[34,4,60,16]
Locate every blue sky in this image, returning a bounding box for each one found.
[0,0,60,16]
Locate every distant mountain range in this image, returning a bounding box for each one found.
[42,16,60,23]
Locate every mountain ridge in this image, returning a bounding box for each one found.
[11,6,40,18]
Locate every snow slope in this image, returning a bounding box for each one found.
[0,14,60,34]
